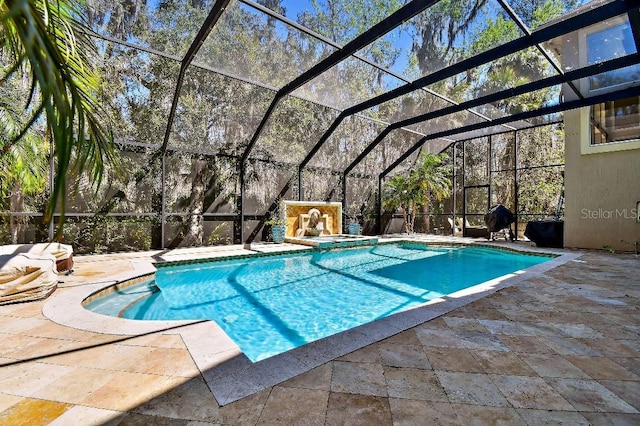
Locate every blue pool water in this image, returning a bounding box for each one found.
[86,244,550,361]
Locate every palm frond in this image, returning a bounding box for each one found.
[1,0,119,236]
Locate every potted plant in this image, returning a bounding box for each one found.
[346,206,361,235]
[265,199,287,243]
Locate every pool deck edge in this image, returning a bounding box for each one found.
[41,237,581,406]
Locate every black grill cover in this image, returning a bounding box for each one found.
[524,221,564,248]
[484,204,515,232]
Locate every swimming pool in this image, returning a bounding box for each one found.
[85,243,551,362]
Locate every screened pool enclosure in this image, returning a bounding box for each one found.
[3,0,640,253]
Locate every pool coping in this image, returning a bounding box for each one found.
[42,238,580,405]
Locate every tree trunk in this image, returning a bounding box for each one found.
[9,185,25,244]
[419,202,431,234]
[180,158,207,247]
[402,203,410,234]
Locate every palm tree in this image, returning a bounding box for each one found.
[0,0,118,236]
[383,172,416,233]
[383,152,452,233]
[414,152,453,233]
[0,79,48,243]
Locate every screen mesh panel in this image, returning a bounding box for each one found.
[170,66,276,154]
[194,1,337,89]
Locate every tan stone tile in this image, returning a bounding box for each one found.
[564,356,640,380]
[495,335,554,354]
[123,334,187,349]
[280,363,332,391]
[257,386,328,425]
[578,339,639,358]
[516,409,589,425]
[443,317,489,333]
[330,361,387,397]
[424,346,484,373]
[599,380,640,411]
[0,397,72,426]
[0,356,16,367]
[0,301,46,318]
[337,343,381,363]
[550,323,605,339]
[621,339,640,353]
[3,336,83,361]
[325,392,392,426]
[477,319,531,336]
[0,317,49,334]
[546,378,638,413]
[534,311,590,324]
[517,302,560,313]
[384,366,448,402]
[0,393,23,412]
[470,350,537,376]
[581,411,640,425]
[611,357,640,376]
[497,309,541,323]
[445,307,476,319]
[465,299,496,310]
[389,399,459,426]
[456,331,510,352]
[467,306,510,321]
[414,317,450,330]
[379,329,422,346]
[450,403,526,425]
[435,371,510,407]
[20,321,98,342]
[125,347,200,378]
[80,371,187,411]
[110,412,187,424]
[415,328,465,348]
[218,387,271,425]
[132,377,222,422]
[46,343,152,371]
[31,367,121,404]
[590,324,639,340]
[47,405,126,426]
[518,322,566,337]
[0,362,75,397]
[536,336,602,356]
[490,374,575,410]
[518,353,589,378]
[379,343,430,369]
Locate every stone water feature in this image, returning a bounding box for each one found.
[282,201,342,237]
[281,201,378,248]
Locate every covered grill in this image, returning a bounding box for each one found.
[484,204,515,241]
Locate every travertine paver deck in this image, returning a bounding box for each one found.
[0,237,638,425]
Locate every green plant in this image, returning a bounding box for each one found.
[265,199,287,226]
[345,204,361,224]
[602,245,616,254]
[1,0,119,235]
[206,223,231,245]
[383,153,453,233]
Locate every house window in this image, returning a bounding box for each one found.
[591,96,640,145]
[586,22,639,91]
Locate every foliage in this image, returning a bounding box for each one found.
[264,198,287,226]
[0,75,48,200]
[383,153,452,233]
[205,222,231,245]
[0,0,119,234]
[0,0,582,250]
[62,216,153,253]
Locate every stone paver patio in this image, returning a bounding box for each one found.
[0,237,638,425]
